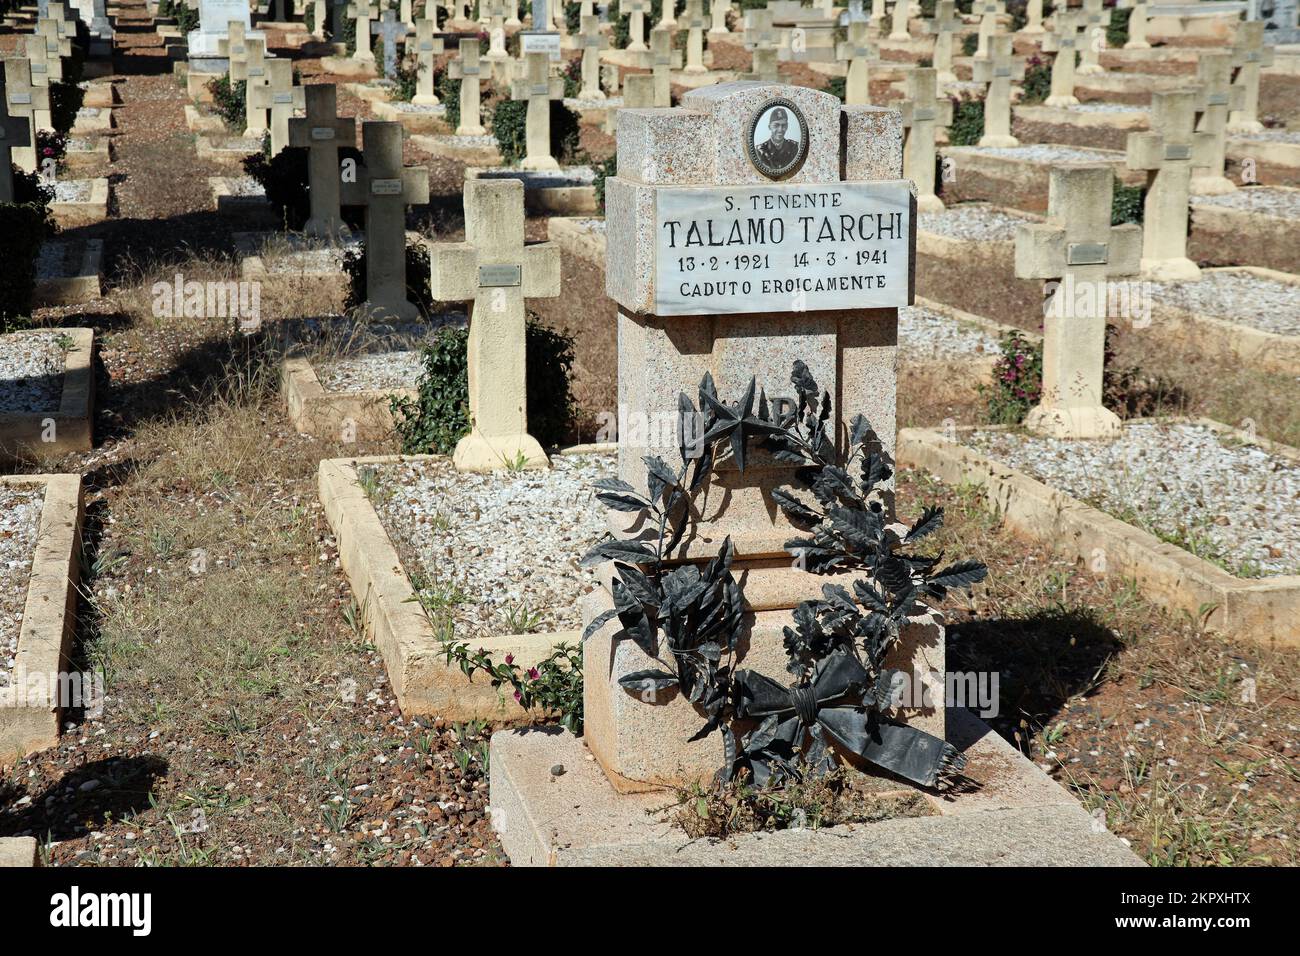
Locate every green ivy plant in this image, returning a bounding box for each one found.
[1111,175,1145,225]
[0,171,57,331]
[947,93,985,146]
[593,153,616,213]
[1019,55,1052,106]
[208,74,248,131]
[490,99,582,167]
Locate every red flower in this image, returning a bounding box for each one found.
[527,668,540,681]
[504,653,514,665]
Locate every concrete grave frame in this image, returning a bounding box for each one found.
[209,176,277,224]
[1225,136,1300,188]
[898,419,1300,646]
[937,145,1146,213]
[0,474,84,766]
[1189,187,1300,274]
[0,837,38,867]
[316,447,615,718]
[282,356,417,440]
[1013,104,1150,152]
[34,240,104,306]
[466,167,599,216]
[0,328,95,460]
[50,179,111,228]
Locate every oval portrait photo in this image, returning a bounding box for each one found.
[746,98,810,180]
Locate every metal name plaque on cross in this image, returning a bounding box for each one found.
[520,32,562,60]
[479,263,522,287]
[274,93,293,104]
[10,94,32,105]
[311,127,336,140]
[371,178,403,195]
[1164,144,1191,161]
[653,181,912,315]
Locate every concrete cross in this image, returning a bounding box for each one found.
[36,18,72,61]
[972,0,1003,59]
[243,37,272,138]
[1124,0,1149,50]
[869,0,887,36]
[0,90,32,203]
[710,0,733,35]
[1125,89,1213,281]
[839,0,868,24]
[221,20,250,79]
[1043,12,1082,107]
[287,83,357,240]
[348,0,380,61]
[339,121,430,320]
[25,33,63,88]
[1077,0,1106,76]
[399,0,414,23]
[249,59,305,156]
[650,24,682,107]
[621,71,654,111]
[3,58,49,173]
[888,0,911,40]
[579,13,610,96]
[449,38,487,134]
[743,8,778,53]
[657,0,677,29]
[372,8,412,80]
[508,50,565,170]
[427,178,561,473]
[624,0,650,51]
[1014,165,1141,439]
[899,66,952,213]
[925,0,963,84]
[1228,20,1273,134]
[1020,0,1044,34]
[506,0,522,28]
[972,32,1023,147]
[412,19,444,106]
[837,20,878,105]
[682,0,708,75]
[1191,51,1244,194]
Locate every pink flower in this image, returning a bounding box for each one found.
[513,689,522,702]
[505,653,514,665]
[527,668,540,681]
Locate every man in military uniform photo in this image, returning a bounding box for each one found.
[755,106,800,171]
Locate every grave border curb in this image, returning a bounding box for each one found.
[0,473,84,766]
[282,356,416,442]
[0,328,95,460]
[898,418,1300,646]
[34,241,104,307]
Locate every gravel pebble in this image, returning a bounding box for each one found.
[316,351,424,392]
[53,180,92,203]
[370,454,615,639]
[966,422,1300,577]
[1149,270,1300,336]
[0,487,43,687]
[0,331,68,413]
[1190,185,1300,216]
[963,144,1118,163]
[1233,128,1300,144]
[392,103,446,115]
[223,176,266,198]
[481,166,597,188]
[1067,103,1146,114]
[919,203,1030,241]
[900,305,999,360]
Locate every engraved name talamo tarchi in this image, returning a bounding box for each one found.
[653,181,913,315]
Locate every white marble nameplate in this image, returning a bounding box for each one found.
[653,181,912,315]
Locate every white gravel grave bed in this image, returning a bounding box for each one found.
[369,453,616,639]
[52,180,92,203]
[483,166,598,188]
[1065,103,1146,114]
[899,305,999,360]
[966,144,1118,163]
[267,247,352,274]
[0,331,68,413]
[966,422,1300,577]
[392,102,446,114]
[315,350,424,392]
[0,487,43,688]
[420,133,498,148]
[1233,129,1300,144]
[564,96,623,109]
[1148,270,1300,336]
[1190,186,1300,216]
[222,176,266,198]
[919,203,1030,241]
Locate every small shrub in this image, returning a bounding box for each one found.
[948,93,984,146]
[208,74,247,131]
[594,152,616,213]
[390,318,577,454]
[242,144,366,231]
[343,239,435,316]
[0,173,56,331]
[1020,55,1052,105]
[48,80,85,137]
[961,32,979,57]
[1107,6,1132,49]
[490,98,582,167]
[36,129,68,171]
[1111,175,1145,225]
[435,66,462,130]
[980,330,1042,424]
[823,75,846,103]
[433,637,584,734]
[393,55,420,103]
[561,54,582,99]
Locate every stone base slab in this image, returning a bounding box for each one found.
[488,707,1144,866]
[64,136,113,168]
[1189,191,1300,274]
[898,421,1300,646]
[939,146,1144,214]
[51,179,111,229]
[467,167,598,216]
[184,104,225,133]
[209,177,276,225]
[0,837,38,867]
[282,356,414,441]
[546,215,606,265]
[0,328,95,460]
[34,241,104,307]
[1012,104,1149,152]
[1226,138,1300,188]
[0,474,84,766]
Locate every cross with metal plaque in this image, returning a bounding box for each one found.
[287,83,357,240]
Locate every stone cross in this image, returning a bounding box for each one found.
[683,0,708,75]
[372,9,412,80]
[624,0,650,51]
[36,18,72,63]
[412,19,444,106]
[1124,0,1149,49]
[741,11,778,84]
[399,0,414,23]
[506,0,522,28]
[3,58,49,173]
[900,67,951,212]
[579,13,609,97]
[1125,89,1213,281]
[1077,0,1106,76]
[1191,51,1243,194]
[1043,12,1081,107]
[658,0,677,28]
[650,24,683,107]
[243,37,272,138]
[1014,165,1141,439]
[621,71,654,112]
[288,83,357,240]
[869,0,887,36]
[449,38,487,134]
[839,0,868,24]
[837,20,877,105]
[1228,20,1272,134]
[710,0,733,34]
[973,0,1003,59]
[0,90,32,203]
[222,20,250,78]
[339,121,431,320]
[1020,0,1044,34]
[926,1,963,84]
[594,83,926,785]
[427,178,561,472]
[249,59,304,156]
[508,50,565,170]
[25,33,63,88]
[972,32,1023,147]
[348,0,379,61]
[888,0,910,40]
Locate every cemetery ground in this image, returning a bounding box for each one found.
[1,3,1298,871]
